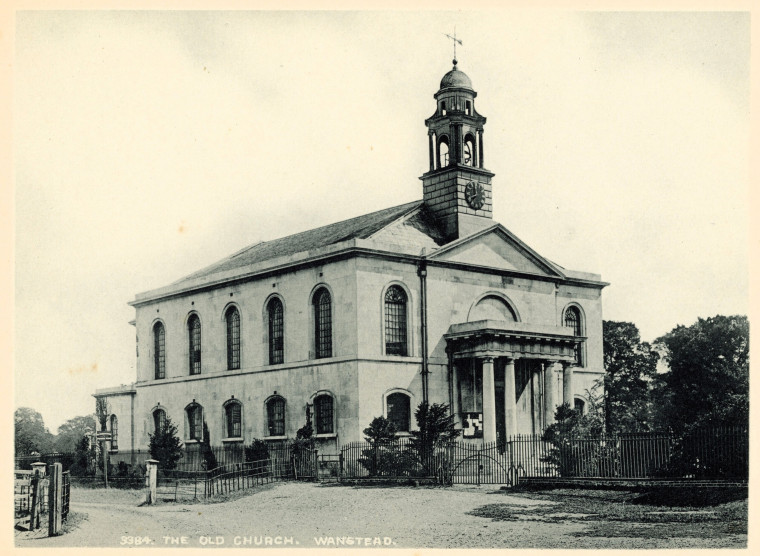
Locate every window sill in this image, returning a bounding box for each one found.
[394,432,412,438]
[108,449,119,453]
[184,439,200,444]
[265,435,288,441]
[315,433,337,439]
[222,438,244,443]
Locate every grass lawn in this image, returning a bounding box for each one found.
[468,487,748,540]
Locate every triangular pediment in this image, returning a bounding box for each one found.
[429,225,565,278]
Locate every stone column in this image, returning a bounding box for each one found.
[543,361,556,428]
[481,357,497,443]
[563,362,575,407]
[478,129,484,168]
[428,132,435,171]
[503,358,518,439]
[451,360,460,425]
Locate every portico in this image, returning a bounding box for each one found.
[445,320,582,444]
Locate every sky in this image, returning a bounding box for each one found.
[13,10,750,432]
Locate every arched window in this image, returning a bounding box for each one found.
[438,136,450,168]
[225,306,241,370]
[110,415,118,450]
[564,306,583,366]
[384,286,408,356]
[153,408,166,435]
[266,397,286,437]
[153,322,165,380]
[267,297,284,365]
[225,400,242,439]
[464,135,475,166]
[188,314,201,375]
[386,392,411,433]
[186,403,203,441]
[314,394,334,435]
[313,288,332,359]
[574,398,586,414]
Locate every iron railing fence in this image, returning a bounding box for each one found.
[156,447,317,501]
[15,426,748,491]
[339,426,749,483]
[61,471,71,520]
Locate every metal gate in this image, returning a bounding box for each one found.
[317,454,342,482]
[448,442,518,485]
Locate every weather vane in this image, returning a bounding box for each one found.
[443,27,462,65]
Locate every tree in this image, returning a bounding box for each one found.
[14,407,55,455]
[542,398,607,477]
[410,402,460,474]
[655,315,749,432]
[148,415,184,471]
[357,416,400,476]
[95,398,110,431]
[602,321,660,433]
[200,421,218,471]
[55,415,96,453]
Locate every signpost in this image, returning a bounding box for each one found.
[96,431,111,488]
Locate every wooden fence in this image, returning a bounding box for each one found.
[14,463,68,535]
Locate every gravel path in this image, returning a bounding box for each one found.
[16,483,746,549]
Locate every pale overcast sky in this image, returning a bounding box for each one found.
[14,10,750,431]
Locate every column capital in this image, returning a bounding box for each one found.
[480,356,495,364]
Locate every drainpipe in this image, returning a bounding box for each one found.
[446,346,454,415]
[417,254,429,405]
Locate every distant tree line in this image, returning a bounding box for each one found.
[554,314,749,437]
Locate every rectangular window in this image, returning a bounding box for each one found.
[269,299,284,365]
[315,396,334,434]
[314,290,332,359]
[226,404,241,438]
[188,407,202,440]
[387,393,410,432]
[268,399,285,436]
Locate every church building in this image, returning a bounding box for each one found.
[95,59,607,461]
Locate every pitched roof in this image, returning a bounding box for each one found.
[173,200,426,285]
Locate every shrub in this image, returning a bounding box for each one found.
[148,415,184,471]
[200,422,218,472]
[244,439,270,475]
[357,416,400,477]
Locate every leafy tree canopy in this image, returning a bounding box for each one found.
[55,414,96,452]
[15,407,55,456]
[655,315,748,432]
[362,416,397,444]
[602,321,660,433]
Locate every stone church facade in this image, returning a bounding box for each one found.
[95,60,607,460]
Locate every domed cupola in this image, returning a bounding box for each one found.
[421,59,495,242]
[439,63,474,91]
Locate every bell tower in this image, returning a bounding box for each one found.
[421,59,495,241]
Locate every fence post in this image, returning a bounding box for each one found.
[48,463,63,536]
[30,463,45,530]
[313,449,319,482]
[145,459,159,505]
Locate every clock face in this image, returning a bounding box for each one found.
[465,181,485,210]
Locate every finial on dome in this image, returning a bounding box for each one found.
[452,58,458,69]
[444,29,462,68]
